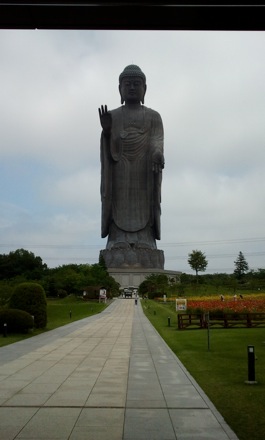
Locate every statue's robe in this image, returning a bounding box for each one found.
[100,105,164,248]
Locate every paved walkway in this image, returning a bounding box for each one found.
[0,299,239,440]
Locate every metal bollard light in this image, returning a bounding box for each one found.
[168,316,171,327]
[245,345,257,384]
[3,323,7,337]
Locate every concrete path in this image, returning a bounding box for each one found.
[0,299,239,440]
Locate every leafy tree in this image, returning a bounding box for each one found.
[45,264,90,295]
[234,251,249,280]
[45,277,57,297]
[180,273,197,284]
[98,253,107,271]
[9,282,47,328]
[0,249,47,280]
[90,263,120,296]
[44,263,120,297]
[188,250,208,283]
[90,263,107,283]
[255,268,265,279]
[138,279,149,296]
[138,273,170,298]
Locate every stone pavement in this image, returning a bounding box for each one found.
[0,298,239,440]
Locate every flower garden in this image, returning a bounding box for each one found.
[164,294,265,330]
[157,293,265,314]
[186,294,265,314]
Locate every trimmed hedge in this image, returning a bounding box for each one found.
[0,309,34,333]
[9,282,47,328]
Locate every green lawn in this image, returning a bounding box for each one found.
[0,296,107,348]
[45,297,107,330]
[142,299,265,440]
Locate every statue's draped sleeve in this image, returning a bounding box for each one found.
[149,109,164,240]
[100,108,123,238]
[100,130,112,238]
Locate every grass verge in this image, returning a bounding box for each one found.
[0,296,108,348]
[142,299,265,440]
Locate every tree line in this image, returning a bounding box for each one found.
[187,249,250,281]
[139,250,265,297]
[0,249,120,305]
[1,248,265,305]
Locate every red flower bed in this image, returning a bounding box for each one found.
[187,298,265,313]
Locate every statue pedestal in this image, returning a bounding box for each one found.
[107,267,181,289]
[100,248,181,289]
[100,248,164,270]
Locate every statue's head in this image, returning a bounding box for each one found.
[119,64,147,105]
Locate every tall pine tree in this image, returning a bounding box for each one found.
[234,251,249,279]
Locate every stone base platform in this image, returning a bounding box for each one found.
[100,248,165,270]
[108,267,181,289]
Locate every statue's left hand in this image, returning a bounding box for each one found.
[152,151,165,173]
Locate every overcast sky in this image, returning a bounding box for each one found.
[1,29,265,274]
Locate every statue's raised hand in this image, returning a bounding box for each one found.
[98,105,112,137]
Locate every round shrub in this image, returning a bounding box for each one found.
[0,309,34,333]
[9,282,47,328]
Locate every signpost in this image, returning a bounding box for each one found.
[176,298,187,311]
[99,288,107,303]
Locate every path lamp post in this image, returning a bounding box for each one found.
[245,345,257,384]
[205,312,210,351]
